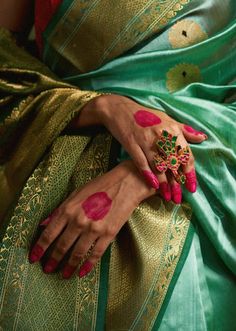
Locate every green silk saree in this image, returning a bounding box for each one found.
[1,0,236,330]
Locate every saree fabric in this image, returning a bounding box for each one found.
[0,0,236,330]
[0,19,192,331]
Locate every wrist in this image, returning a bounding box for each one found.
[69,94,108,128]
[116,160,156,204]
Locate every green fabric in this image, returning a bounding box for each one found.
[0,28,192,331]
[42,0,236,329]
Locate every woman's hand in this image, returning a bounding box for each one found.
[29,160,155,279]
[71,94,207,204]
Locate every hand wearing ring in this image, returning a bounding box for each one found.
[72,94,208,204]
[154,130,190,184]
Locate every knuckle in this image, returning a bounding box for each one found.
[61,206,74,219]
[106,227,116,238]
[71,251,84,264]
[41,229,53,244]
[170,123,180,133]
[55,245,68,255]
[51,216,62,227]
[73,219,87,231]
[92,249,103,259]
[90,225,102,236]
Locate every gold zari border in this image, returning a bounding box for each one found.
[107,199,191,330]
[47,0,191,72]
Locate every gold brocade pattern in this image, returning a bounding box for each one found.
[0,26,192,330]
[166,63,202,92]
[0,133,112,331]
[0,29,102,220]
[107,199,191,330]
[47,0,191,72]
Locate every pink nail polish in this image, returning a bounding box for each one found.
[171,184,182,204]
[40,209,59,226]
[185,169,197,193]
[40,217,51,227]
[78,261,93,278]
[142,170,159,189]
[160,182,171,201]
[43,258,58,273]
[29,244,44,263]
[184,125,207,139]
[62,264,76,279]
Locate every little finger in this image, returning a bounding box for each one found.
[29,209,67,264]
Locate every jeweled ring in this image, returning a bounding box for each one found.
[153,130,190,184]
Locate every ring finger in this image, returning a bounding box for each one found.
[176,135,197,193]
[62,231,98,279]
[144,148,172,202]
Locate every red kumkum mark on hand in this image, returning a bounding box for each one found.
[81,192,112,221]
[134,110,162,127]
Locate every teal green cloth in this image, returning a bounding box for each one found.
[42,0,236,329]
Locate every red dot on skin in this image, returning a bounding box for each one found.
[81,192,112,221]
[134,110,162,127]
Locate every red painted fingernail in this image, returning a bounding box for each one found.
[160,182,171,201]
[40,217,51,227]
[78,261,93,278]
[29,244,44,263]
[62,264,77,279]
[40,209,59,227]
[142,170,159,189]
[43,258,58,274]
[185,170,197,193]
[171,183,182,204]
[184,125,208,139]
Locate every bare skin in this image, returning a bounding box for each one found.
[1,1,207,278]
[71,95,206,196]
[29,161,156,278]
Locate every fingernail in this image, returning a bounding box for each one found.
[78,261,93,278]
[171,184,182,204]
[43,258,58,274]
[160,182,171,201]
[40,217,51,227]
[185,169,197,193]
[62,264,77,279]
[142,170,159,189]
[184,125,207,139]
[40,209,59,227]
[29,244,44,263]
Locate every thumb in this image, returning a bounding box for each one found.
[181,124,208,143]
